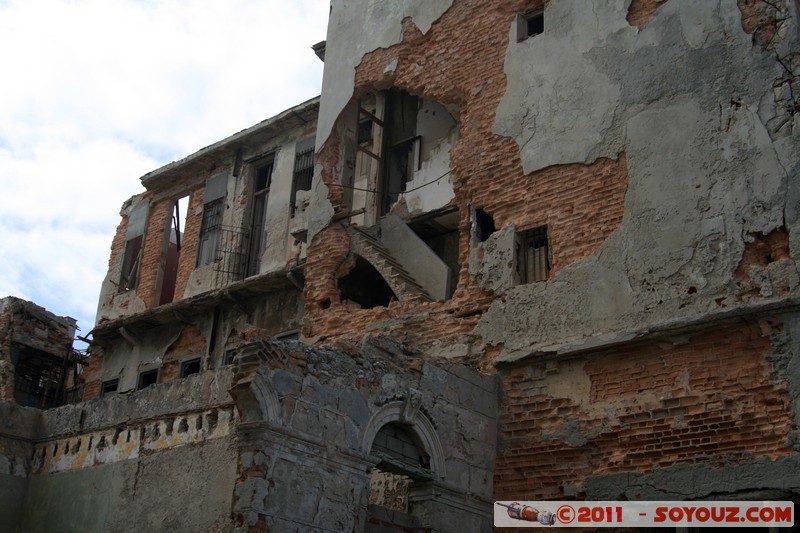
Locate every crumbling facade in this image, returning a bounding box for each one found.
[2,0,800,531]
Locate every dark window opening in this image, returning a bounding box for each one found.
[246,158,273,277]
[137,369,158,390]
[180,358,201,378]
[119,235,143,292]
[515,226,550,283]
[255,161,273,191]
[518,9,544,41]
[475,208,496,242]
[223,348,237,366]
[197,197,224,267]
[290,141,315,210]
[101,379,119,398]
[12,346,68,409]
[338,256,396,309]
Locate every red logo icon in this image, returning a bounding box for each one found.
[557,505,575,524]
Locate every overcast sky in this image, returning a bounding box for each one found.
[0,0,329,344]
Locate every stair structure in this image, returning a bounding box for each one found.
[347,226,434,303]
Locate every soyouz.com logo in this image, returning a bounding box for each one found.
[494,501,794,528]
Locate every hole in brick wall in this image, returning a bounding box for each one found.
[320,298,331,309]
[474,208,496,242]
[179,418,189,433]
[196,415,204,431]
[180,358,201,378]
[517,9,544,41]
[97,436,106,451]
[112,428,122,446]
[338,256,397,308]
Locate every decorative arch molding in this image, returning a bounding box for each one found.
[360,392,446,480]
[229,371,282,425]
[230,342,282,424]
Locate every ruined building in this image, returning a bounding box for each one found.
[3,0,800,531]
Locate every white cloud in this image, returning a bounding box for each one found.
[0,0,329,340]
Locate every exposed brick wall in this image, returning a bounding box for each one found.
[107,204,133,285]
[735,227,790,284]
[494,321,796,500]
[160,325,207,384]
[626,0,669,28]
[306,0,628,346]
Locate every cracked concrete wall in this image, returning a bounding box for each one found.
[479,0,800,361]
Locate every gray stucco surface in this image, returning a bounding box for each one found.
[17,437,237,533]
[480,0,800,360]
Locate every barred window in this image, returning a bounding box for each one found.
[515,226,550,283]
[196,198,224,266]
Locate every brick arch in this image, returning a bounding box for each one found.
[361,399,446,480]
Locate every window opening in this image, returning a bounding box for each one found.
[180,358,201,378]
[518,9,544,41]
[223,348,237,366]
[246,157,274,277]
[515,226,550,283]
[101,379,119,398]
[338,256,396,308]
[475,208,496,242]
[119,201,148,292]
[119,235,143,291]
[290,139,315,211]
[158,195,190,305]
[197,198,224,266]
[12,346,67,409]
[366,422,431,528]
[137,368,159,390]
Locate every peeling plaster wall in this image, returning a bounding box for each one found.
[479,0,800,361]
[316,0,454,148]
[1,371,237,533]
[495,316,800,500]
